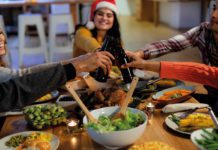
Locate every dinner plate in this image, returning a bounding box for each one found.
[165,113,213,135]
[165,113,191,135]
[156,79,185,90]
[152,85,195,105]
[34,90,59,103]
[0,131,59,150]
[190,128,214,150]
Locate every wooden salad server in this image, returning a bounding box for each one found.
[65,83,97,123]
[112,76,139,120]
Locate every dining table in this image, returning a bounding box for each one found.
[0,82,207,150]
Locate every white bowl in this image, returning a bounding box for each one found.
[56,95,77,110]
[83,106,147,149]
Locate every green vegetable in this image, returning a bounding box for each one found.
[195,129,218,150]
[170,93,182,99]
[169,114,180,125]
[5,135,26,148]
[23,104,67,130]
[86,109,145,133]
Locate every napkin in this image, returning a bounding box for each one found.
[162,103,209,113]
[134,69,159,80]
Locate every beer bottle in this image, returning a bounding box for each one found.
[93,36,113,82]
[112,39,134,84]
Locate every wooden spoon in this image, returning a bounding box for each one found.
[65,83,97,123]
[112,76,139,120]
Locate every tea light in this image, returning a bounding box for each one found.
[67,119,79,133]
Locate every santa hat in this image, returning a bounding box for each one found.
[86,0,118,29]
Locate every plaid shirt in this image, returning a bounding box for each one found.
[141,22,218,67]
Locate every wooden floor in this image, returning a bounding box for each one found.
[7,15,202,69]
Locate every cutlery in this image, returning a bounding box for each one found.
[111,76,139,120]
[146,78,161,86]
[208,107,218,128]
[65,83,97,123]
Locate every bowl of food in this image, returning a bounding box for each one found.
[23,104,67,130]
[83,106,147,149]
[152,85,195,105]
[56,95,77,110]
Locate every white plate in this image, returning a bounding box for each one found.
[191,128,214,150]
[0,131,59,150]
[165,113,191,135]
[56,94,77,109]
[0,111,23,117]
[165,113,213,135]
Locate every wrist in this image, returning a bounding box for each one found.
[71,61,83,75]
[144,61,160,73]
[142,50,150,60]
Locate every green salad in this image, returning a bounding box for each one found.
[86,109,145,133]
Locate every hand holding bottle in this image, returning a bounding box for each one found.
[71,51,114,74]
[121,51,160,73]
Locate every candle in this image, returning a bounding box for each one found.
[66,119,79,133]
[68,120,78,127]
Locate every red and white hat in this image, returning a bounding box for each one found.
[86,0,118,29]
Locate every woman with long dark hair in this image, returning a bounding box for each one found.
[72,0,122,57]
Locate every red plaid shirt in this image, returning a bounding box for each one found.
[141,22,218,67]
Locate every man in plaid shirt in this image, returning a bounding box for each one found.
[129,1,218,114]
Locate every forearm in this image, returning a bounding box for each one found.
[160,62,218,89]
[142,61,160,73]
[0,64,76,112]
[141,39,190,59]
[140,26,199,59]
[0,63,59,83]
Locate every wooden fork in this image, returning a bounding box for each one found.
[111,76,139,120]
[65,83,97,123]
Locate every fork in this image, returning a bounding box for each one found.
[208,107,218,128]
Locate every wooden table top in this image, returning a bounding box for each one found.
[0,97,199,150]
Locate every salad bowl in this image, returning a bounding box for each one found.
[83,106,147,149]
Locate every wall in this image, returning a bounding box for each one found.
[116,0,134,16]
[159,1,201,29]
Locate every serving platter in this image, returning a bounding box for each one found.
[152,85,195,105]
